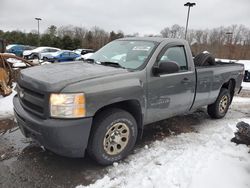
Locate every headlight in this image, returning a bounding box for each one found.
[50,93,86,118]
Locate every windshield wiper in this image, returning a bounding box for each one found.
[84,59,125,69]
[99,61,125,69]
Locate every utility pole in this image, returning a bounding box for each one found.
[35,17,42,45]
[226,32,233,59]
[184,2,196,40]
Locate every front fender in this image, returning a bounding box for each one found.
[86,79,145,117]
[61,73,146,117]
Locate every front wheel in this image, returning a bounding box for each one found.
[207,88,231,119]
[87,108,137,165]
[33,55,39,60]
[42,57,48,61]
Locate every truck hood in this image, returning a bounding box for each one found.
[18,61,128,92]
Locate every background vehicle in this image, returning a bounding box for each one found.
[42,50,81,62]
[6,44,35,57]
[237,60,250,82]
[14,37,244,165]
[23,47,60,60]
[75,52,94,61]
[73,48,94,55]
[244,71,250,82]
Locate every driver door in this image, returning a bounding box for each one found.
[146,44,195,124]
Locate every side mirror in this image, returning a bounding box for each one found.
[153,61,180,75]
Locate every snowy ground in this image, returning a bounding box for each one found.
[77,97,250,188]
[0,91,16,119]
[242,82,250,90]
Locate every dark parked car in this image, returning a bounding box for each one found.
[244,70,250,82]
[6,44,35,57]
[14,37,244,165]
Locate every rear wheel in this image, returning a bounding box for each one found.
[87,108,137,165]
[207,88,231,119]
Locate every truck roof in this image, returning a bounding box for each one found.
[118,37,186,43]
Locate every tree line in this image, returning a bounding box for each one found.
[0,25,124,51]
[1,24,250,59]
[161,24,250,60]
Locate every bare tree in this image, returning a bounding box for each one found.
[161,27,171,38]
[57,25,75,38]
[74,27,87,47]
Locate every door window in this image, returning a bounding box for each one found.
[70,52,76,57]
[61,52,69,57]
[159,46,188,71]
[42,49,50,52]
[49,49,59,52]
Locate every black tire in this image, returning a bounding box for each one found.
[32,54,39,60]
[194,53,216,66]
[42,57,48,61]
[207,88,231,119]
[87,108,137,165]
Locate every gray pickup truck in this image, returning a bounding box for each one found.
[13,37,244,165]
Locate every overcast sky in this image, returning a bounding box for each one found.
[1,0,250,35]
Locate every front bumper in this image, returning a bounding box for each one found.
[13,95,93,158]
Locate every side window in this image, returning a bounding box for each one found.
[62,52,69,57]
[50,49,58,52]
[15,46,22,51]
[42,49,49,53]
[159,46,188,71]
[62,53,66,57]
[70,52,77,57]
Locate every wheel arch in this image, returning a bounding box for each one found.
[221,78,236,103]
[92,99,143,131]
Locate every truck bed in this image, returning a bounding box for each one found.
[191,62,244,110]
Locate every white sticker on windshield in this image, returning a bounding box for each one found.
[132,46,151,51]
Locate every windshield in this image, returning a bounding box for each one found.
[90,40,157,70]
[54,51,66,55]
[6,45,16,50]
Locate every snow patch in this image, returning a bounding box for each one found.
[0,91,16,119]
[233,96,250,103]
[242,82,250,90]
